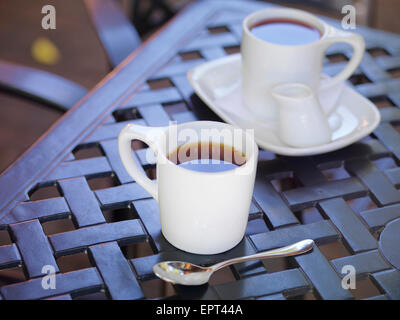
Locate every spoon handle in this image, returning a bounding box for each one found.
[211,239,314,271]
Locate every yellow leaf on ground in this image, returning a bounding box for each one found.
[31,37,61,66]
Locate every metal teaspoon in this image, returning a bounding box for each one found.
[153,239,314,285]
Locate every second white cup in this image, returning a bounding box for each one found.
[241,7,365,121]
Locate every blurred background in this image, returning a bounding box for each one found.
[0,0,399,173]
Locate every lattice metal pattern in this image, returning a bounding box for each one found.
[1,2,400,300]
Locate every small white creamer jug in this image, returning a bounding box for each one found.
[272,83,332,148]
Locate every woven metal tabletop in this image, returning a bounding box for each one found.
[1,0,400,300]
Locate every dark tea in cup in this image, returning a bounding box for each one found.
[251,18,321,45]
[167,142,247,173]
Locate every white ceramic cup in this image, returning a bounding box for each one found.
[118,121,258,254]
[241,8,365,121]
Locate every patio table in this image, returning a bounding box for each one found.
[1,0,400,300]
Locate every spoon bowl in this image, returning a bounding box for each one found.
[153,261,214,286]
[153,239,314,286]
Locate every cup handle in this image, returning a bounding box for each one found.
[320,26,365,89]
[118,123,166,201]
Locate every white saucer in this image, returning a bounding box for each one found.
[187,54,381,156]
